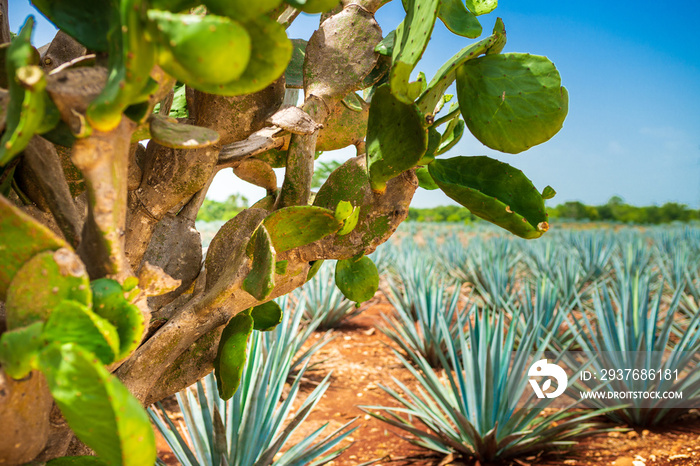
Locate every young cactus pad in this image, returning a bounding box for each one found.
[0,322,44,379]
[455,52,568,154]
[437,0,482,39]
[367,84,428,192]
[5,249,91,330]
[428,156,550,239]
[214,311,254,400]
[250,301,283,331]
[242,225,276,301]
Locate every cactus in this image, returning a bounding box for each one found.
[367,84,428,192]
[31,0,113,52]
[180,15,292,96]
[242,225,276,300]
[86,0,156,131]
[202,0,282,22]
[334,255,379,304]
[437,0,482,38]
[455,52,569,154]
[285,39,307,89]
[147,10,252,87]
[39,342,156,465]
[284,0,340,14]
[0,322,44,379]
[0,18,50,165]
[464,0,498,15]
[250,301,283,331]
[90,278,145,360]
[0,195,67,299]
[232,158,277,193]
[263,206,343,253]
[214,311,254,400]
[416,166,439,190]
[416,18,505,115]
[148,113,220,149]
[428,156,551,239]
[5,249,91,330]
[43,300,121,365]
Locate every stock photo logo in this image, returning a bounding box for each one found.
[528,359,569,399]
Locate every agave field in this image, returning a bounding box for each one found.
[155,221,700,465]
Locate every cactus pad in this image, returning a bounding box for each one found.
[416,166,439,190]
[263,206,343,253]
[455,52,568,154]
[367,84,428,192]
[0,322,44,379]
[149,114,220,149]
[335,255,379,303]
[284,0,340,13]
[43,300,120,365]
[242,225,276,300]
[31,0,113,52]
[233,159,277,192]
[148,10,252,86]
[39,342,156,466]
[465,0,497,15]
[5,249,91,330]
[437,0,482,38]
[428,156,550,239]
[390,0,439,103]
[90,278,145,360]
[202,0,282,22]
[0,195,67,299]
[214,311,254,400]
[250,301,283,331]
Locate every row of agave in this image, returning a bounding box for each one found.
[364,224,700,461]
[152,223,700,464]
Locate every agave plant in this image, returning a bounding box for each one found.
[381,276,469,368]
[294,261,361,330]
[364,309,611,463]
[565,269,700,426]
[150,308,356,465]
[568,230,615,285]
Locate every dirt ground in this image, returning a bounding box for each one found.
[155,299,700,466]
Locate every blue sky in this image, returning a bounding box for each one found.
[9,1,700,208]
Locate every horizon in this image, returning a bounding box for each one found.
[10,1,700,209]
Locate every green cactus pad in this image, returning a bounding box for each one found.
[214,311,254,400]
[314,157,372,210]
[416,166,439,190]
[0,195,67,299]
[263,206,342,253]
[148,10,252,86]
[0,321,44,379]
[31,0,113,52]
[43,300,120,365]
[46,456,109,465]
[148,114,220,149]
[416,18,505,115]
[455,52,569,154]
[465,0,497,15]
[307,260,324,281]
[202,0,282,22]
[0,19,49,166]
[367,84,428,192]
[91,278,145,360]
[428,156,550,239]
[5,249,91,330]
[390,0,440,103]
[418,126,442,165]
[183,15,291,96]
[242,225,276,301]
[316,97,369,152]
[38,342,156,466]
[250,301,283,331]
[437,0,482,38]
[335,256,379,303]
[285,39,307,89]
[374,31,395,56]
[334,200,354,221]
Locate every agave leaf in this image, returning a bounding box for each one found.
[285,39,307,89]
[428,156,549,239]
